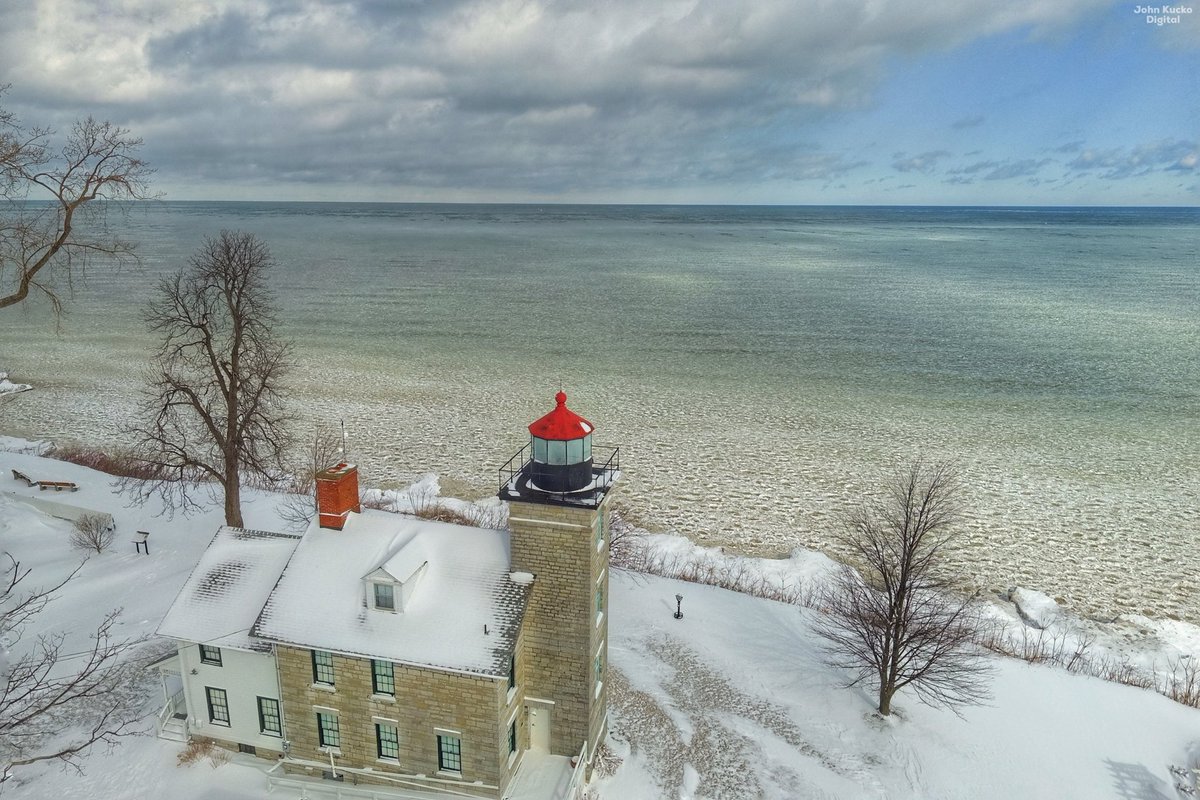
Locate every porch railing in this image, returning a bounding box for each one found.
[158,689,184,725]
[562,741,589,800]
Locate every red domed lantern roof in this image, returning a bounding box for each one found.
[528,391,595,441]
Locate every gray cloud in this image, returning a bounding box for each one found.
[951,115,985,130]
[892,151,952,174]
[1068,139,1198,180]
[0,0,1121,198]
[949,160,1001,176]
[983,158,1053,181]
[942,158,1052,184]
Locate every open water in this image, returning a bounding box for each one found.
[0,203,1197,620]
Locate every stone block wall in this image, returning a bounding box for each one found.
[509,495,610,758]
[276,645,516,795]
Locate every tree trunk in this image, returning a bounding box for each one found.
[879,684,893,716]
[224,464,243,528]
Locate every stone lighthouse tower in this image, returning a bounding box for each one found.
[500,391,619,764]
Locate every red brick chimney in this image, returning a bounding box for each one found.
[315,463,361,530]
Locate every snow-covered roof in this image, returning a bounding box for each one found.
[370,533,432,584]
[251,510,530,678]
[157,526,303,652]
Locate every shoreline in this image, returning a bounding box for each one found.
[2,432,1196,668]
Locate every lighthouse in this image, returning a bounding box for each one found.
[499,391,619,765]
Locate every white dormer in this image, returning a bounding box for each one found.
[363,537,432,613]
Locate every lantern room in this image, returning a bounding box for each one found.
[529,390,595,492]
[498,390,620,507]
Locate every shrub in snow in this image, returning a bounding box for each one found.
[51,444,164,481]
[70,514,114,554]
[176,738,229,768]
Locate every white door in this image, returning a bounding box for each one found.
[528,705,551,752]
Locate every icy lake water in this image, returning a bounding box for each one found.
[0,203,1197,620]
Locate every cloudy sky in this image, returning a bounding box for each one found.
[1,0,1196,204]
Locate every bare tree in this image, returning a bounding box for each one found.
[127,231,293,527]
[816,460,990,716]
[0,87,152,316]
[69,514,114,554]
[277,424,346,531]
[0,554,144,786]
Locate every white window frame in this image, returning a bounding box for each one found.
[375,719,400,762]
[371,659,396,698]
[594,568,606,627]
[434,727,463,776]
[593,641,605,699]
[373,581,396,612]
[505,707,520,767]
[315,707,341,753]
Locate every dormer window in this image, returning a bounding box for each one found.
[363,546,429,614]
[374,582,396,611]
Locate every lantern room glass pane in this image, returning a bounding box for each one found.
[582,435,591,460]
[532,437,547,462]
[546,439,567,465]
[565,438,583,462]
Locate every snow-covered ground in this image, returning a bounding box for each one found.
[1,444,1198,799]
[0,373,31,396]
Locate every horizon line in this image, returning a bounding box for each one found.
[105,199,1200,210]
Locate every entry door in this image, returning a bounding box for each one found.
[528,705,551,752]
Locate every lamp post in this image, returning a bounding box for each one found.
[674,593,683,620]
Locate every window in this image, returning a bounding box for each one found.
[312,650,335,686]
[595,586,604,616]
[257,697,281,736]
[508,720,517,755]
[507,654,515,692]
[595,516,604,549]
[376,723,399,760]
[372,660,395,696]
[437,734,462,773]
[374,582,395,611]
[199,644,222,666]
[205,687,230,726]
[317,712,340,749]
[594,649,603,685]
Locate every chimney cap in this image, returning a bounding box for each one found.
[317,462,357,480]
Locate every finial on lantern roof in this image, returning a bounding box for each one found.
[529,389,593,440]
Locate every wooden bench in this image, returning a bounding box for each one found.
[133,530,150,555]
[11,469,37,487]
[38,480,78,492]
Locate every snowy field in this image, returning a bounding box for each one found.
[1,446,1198,799]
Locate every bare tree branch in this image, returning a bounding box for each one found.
[815,460,991,717]
[124,231,294,527]
[0,555,145,786]
[277,423,349,531]
[0,86,153,318]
